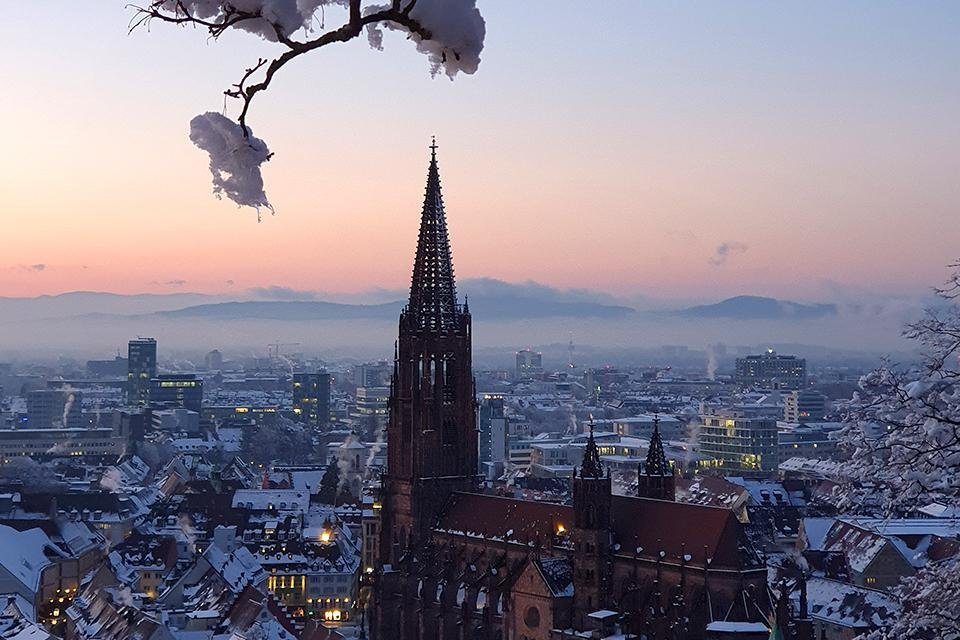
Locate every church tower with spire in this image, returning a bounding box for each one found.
[379,140,478,565]
[571,421,612,627]
[637,415,676,501]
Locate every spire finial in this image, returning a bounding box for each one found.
[430,136,437,156]
[580,415,603,478]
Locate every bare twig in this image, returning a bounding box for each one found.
[129,0,433,136]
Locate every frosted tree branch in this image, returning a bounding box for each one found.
[838,260,960,639]
[127,0,485,214]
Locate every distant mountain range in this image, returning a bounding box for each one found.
[159,296,636,321]
[672,295,838,320]
[0,290,843,323]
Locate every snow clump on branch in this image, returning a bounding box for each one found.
[365,0,486,77]
[156,0,344,40]
[147,1,485,213]
[189,112,273,216]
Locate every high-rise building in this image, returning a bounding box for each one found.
[379,141,478,565]
[784,389,829,423]
[735,349,806,390]
[292,371,331,426]
[204,349,223,371]
[149,374,203,412]
[478,394,508,467]
[515,349,543,379]
[354,361,391,388]
[698,407,779,477]
[26,389,83,429]
[127,338,157,406]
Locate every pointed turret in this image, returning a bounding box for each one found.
[638,414,676,501]
[408,138,460,332]
[580,420,603,479]
[645,414,670,477]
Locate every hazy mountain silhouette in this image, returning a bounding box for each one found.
[673,295,837,320]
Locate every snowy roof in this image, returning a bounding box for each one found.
[232,489,308,512]
[800,517,835,552]
[705,621,770,633]
[0,597,54,639]
[0,526,60,593]
[204,544,266,593]
[797,577,899,629]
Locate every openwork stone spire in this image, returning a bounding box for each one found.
[408,138,459,332]
[580,419,604,478]
[645,414,670,477]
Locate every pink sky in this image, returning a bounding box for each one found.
[2,3,958,301]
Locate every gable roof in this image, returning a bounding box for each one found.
[435,492,755,570]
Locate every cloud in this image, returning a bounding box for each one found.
[165,279,187,287]
[248,285,318,301]
[225,279,235,286]
[708,242,748,266]
[23,264,46,273]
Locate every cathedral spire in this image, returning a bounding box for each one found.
[580,419,603,478]
[645,414,670,477]
[408,137,459,332]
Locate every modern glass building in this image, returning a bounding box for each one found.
[127,338,157,406]
[698,408,779,477]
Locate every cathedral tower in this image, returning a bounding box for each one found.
[379,140,478,565]
[571,422,612,627]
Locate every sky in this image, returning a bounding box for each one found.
[2,1,959,302]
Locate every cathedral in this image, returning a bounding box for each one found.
[372,143,774,640]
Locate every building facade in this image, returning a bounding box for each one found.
[784,389,828,423]
[699,408,780,477]
[127,338,157,407]
[735,350,806,390]
[516,350,543,379]
[149,374,203,413]
[292,371,331,427]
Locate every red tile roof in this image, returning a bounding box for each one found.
[435,492,752,570]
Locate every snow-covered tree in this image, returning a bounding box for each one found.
[130,0,486,217]
[840,261,960,639]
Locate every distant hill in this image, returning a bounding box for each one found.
[159,297,636,321]
[673,295,837,320]
[159,300,402,321]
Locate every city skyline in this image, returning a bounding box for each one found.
[3,2,959,301]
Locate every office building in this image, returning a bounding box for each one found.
[784,389,829,423]
[478,394,508,467]
[26,389,83,429]
[149,374,203,412]
[355,386,389,420]
[698,407,779,477]
[292,371,331,427]
[735,349,806,390]
[515,348,543,379]
[86,356,128,377]
[204,349,223,371]
[127,338,157,406]
[354,361,391,388]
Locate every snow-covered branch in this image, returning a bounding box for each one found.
[129,0,485,215]
[838,261,960,639]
